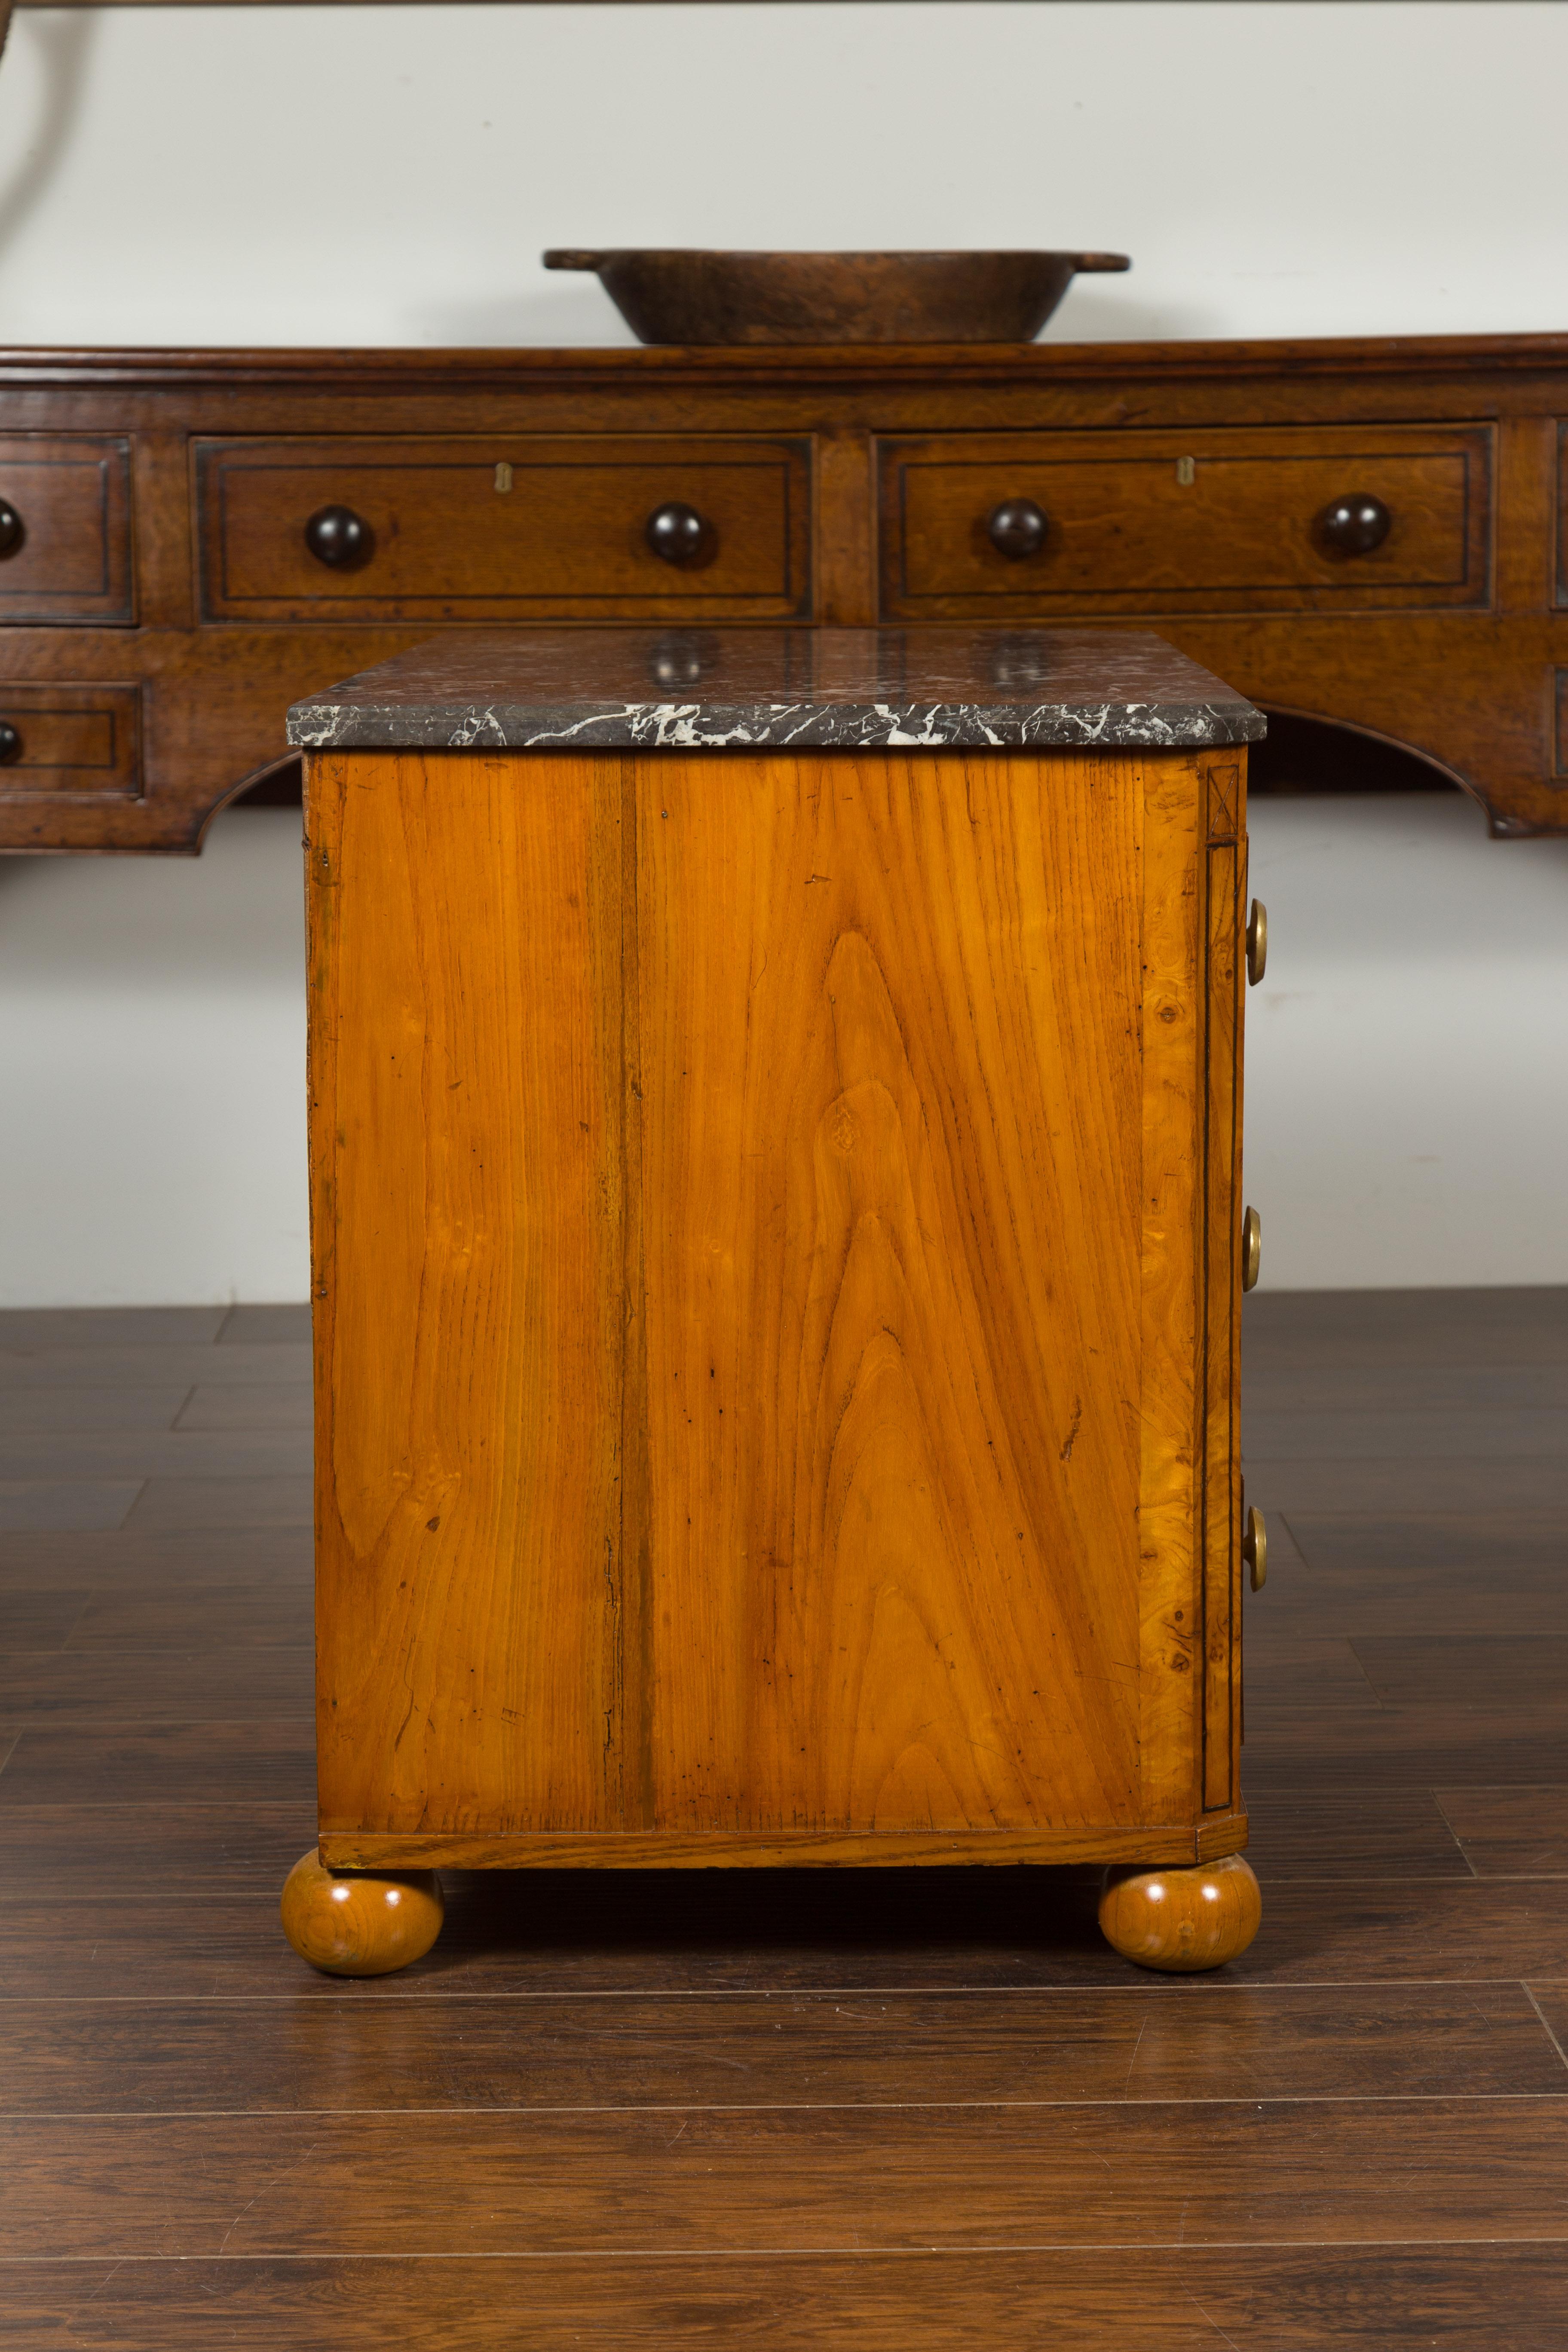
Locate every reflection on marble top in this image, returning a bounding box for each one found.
[286,627,1265,753]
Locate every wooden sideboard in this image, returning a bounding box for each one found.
[1,333,1565,852]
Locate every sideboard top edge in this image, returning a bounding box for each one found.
[3,332,1568,391]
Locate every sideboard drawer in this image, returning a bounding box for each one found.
[0,683,141,797]
[197,437,812,622]
[879,425,1491,619]
[0,438,134,625]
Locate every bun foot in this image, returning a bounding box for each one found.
[1098,1853,1262,1972]
[280,1847,444,1977]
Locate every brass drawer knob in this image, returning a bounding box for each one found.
[1242,1205,1262,1292]
[1246,897,1267,986]
[1243,1505,1267,1592]
[1316,492,1391,556]
[645,502,714,569]
[304,505,374,570]
[987,497,1048,560]
[0,499,24,558]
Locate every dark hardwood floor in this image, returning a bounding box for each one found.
[0,1289,1565,2347]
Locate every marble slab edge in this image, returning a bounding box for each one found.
[286,698,1267,753]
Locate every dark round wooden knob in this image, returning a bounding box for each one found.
[0,499,23,558]
[0,720,22,764]
[645,502,712,568]
[1316,492,1391,556]
[987,498,1048,560]
[304,505,374,570]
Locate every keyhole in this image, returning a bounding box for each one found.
[1176,456,1196,487]
[494,462,513,494]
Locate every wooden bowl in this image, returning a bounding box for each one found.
[542,249,1130,346]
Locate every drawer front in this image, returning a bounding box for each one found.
[0,683,141,798]
[198,437,811,622]
[879,425,1491,618]
[0,438,134,625]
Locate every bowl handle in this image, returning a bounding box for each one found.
[542,251,604,273]
[1074,253,1132,274]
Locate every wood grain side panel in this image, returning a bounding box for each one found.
[616,756,656,1830]
[307,750,625,1834]
[1136,753,1204,1825]
[634,748,1147,1836]
[1201,758,1245,1811]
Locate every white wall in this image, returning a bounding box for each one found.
[0,3,1564,1302]
[0,3,1566,346]
[0,811,309,1305]
[1246,798,1568,1292]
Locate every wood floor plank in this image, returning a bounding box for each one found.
[1246,1363,1568,1413]
[63,1584,313,1649]
[1257,1580,1568,1642]
[1282,1511,1568,1576]
[1525,1987,1568,2045]
[5,1983,1562,2117]
[216,1305,312,1347]
[0,1591,90,1652]
[0,1877,1181,2001]
[1243,1286,1568,1370]
[1244,1407,1568,1462]
[1242,1789,1471,1880]
[0,1722,317,1807]
[7,1874,1566,2000]
[0,1525,313,1591]
[0,1343,312,1392]
[0,1387,193,1433]
[1351,1636,1568,1711]
[0,1804,315,1896]
[1241,1703,1568,1785]
[1246,1286,1568,1338]
[0,1308,227,1351]
[1245,1324,1568,1371]
[1241,1459,1568,1513]
[0,1482,141,1534]
[0,1648,314,1722]
[0,1288,1561,2306]
[7,2100,1568,2256]
[175,1384,312,1431]
[0,1430,312,1480]
[1435,1787,1568,1877]
[1242,1638,1382,1709]
[1231,1880,1568,1983]
[9,2246,1568,2352]
[122,1478,313,1533]
[1259,1512,1568,1636]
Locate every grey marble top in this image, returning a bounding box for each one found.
[286,627,1264,753]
